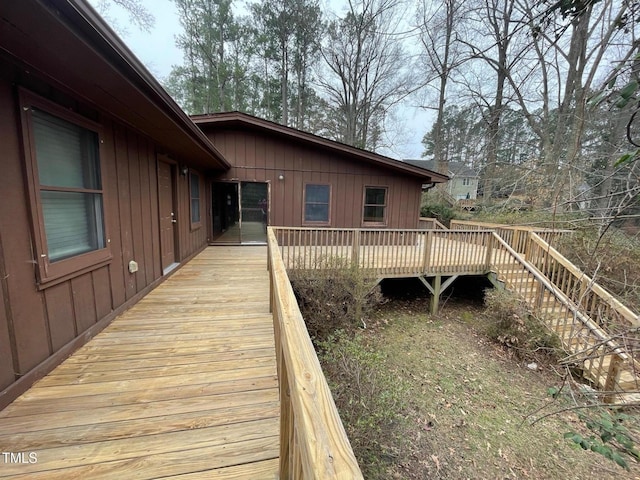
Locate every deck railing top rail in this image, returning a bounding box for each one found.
[450,219,573,233]
[267,228,363,479]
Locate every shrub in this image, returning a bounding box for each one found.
[420,200,457,227]
[288,255,382,341]
[483,288,562,361]
[317,331,407,479]
[564,409,640,471]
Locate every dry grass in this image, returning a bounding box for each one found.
[322,295,640,479]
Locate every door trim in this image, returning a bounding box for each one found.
[157,157,179,273]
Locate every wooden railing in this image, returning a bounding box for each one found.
[267,228,363,479]
[527,232,640,331]
[271,227,495,276]
[450,220,571,255]
[418,217,448,230]
[488,232,628,401]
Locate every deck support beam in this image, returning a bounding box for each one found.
[418,275,459,314]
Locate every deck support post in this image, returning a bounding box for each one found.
[430,275,441,314]
[486,272,504,290]
[418,275,459,314]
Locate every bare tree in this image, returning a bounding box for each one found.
[319,0,411,150]
[416,0,468,175]
[456,0,537,200]
[507,0,639,209]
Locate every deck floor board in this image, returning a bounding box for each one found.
[0,246,279,480]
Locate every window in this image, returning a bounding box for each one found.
[363,187,387,225]
[304,184,330,224]
[190,171,201,226]
[21,91,110,284]
[462,178,470,186]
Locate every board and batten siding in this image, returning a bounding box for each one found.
[0,67,209,408]
[206,128,424,229]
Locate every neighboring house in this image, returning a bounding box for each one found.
[0,1,445,408]
[194,113,447,243]
[404,159,479,201]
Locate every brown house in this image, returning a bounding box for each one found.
[0,0,444,408]
[0,0,232,408]
[193,112,447,244]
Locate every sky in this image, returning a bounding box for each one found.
[89,0,431,159]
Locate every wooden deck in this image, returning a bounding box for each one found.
[0,247,279,479]
[273,225,640,403]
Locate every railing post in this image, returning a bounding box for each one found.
[511,228,522,254]
[485,233,495,271]
[523,231,532,259]
[603,353,623,404]
[422,230,433,273]
[351,229,361,268]
[533,279,545,310]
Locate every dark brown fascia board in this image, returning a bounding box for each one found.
[42,0,230,170]
[192,112,448,182]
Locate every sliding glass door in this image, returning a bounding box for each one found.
[211,181,268,244]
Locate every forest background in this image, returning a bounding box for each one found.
[93,0,640,226]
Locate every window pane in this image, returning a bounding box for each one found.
[305,204,329,222]
[306,184,330,203]
[190,172,200,197]
[363,206,384,223]
[304,184,330,222]
[190,172,200,224]
[33,109,100,189]
[365,188,386,205]
[191,199,201,223]
[41,191,105,262]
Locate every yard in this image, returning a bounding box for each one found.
[317,279,640,479]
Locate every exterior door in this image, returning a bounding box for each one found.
[240,182,268,243]
[211,181,269,244]
[158,161,176,272]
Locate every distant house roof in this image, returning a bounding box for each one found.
[404,160,478,178]
[1,0,229,171]
[193,112,449,183]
